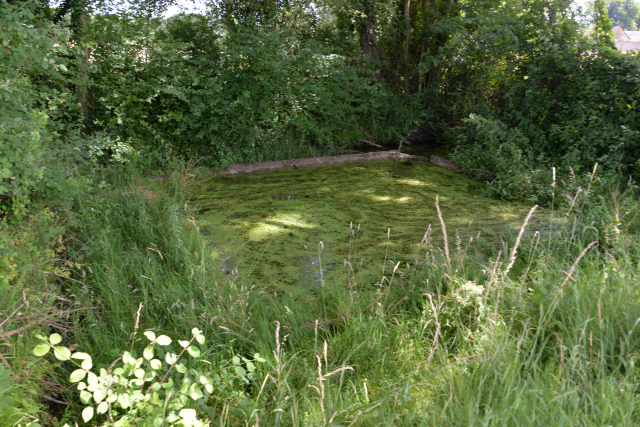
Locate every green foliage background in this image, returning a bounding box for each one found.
[86,12,416,168]
[608,0,640,30]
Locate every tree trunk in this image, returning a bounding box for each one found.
[359,16,381,63]
[403,0,411,93]
[417,0,430,93]
[358,0,382,81]
[53,0,90,124]
[75,10,89,124]
[425,0,446,96]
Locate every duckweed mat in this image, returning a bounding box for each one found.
[194,160,532,292]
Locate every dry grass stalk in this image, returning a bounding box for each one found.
[353,224,361,261]
[383,262,402,305]
[346,403,383,427]
[597,298,603,329]
[425,293,441,370]
[504,205,538,276]
[420,224,431,245]
[561,240,597,288]
[309,353,354,425]
[129,302,143,348]
[343,259,355,288]
[486,250,502,291]
[349,222,353,263]
[585,163,598,196]
[382,228,391,276]
[565,189,581,218]
[273,321,282,390]
[318,241,325,288]
[435,196,450,266]
[554,332,564,369]
[522,231,541,278]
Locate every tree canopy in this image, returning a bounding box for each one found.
[608,0,640,30]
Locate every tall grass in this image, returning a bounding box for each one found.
[49,167,640,425]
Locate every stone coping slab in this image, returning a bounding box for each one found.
[223,151,461,175]
[151,151,461,181]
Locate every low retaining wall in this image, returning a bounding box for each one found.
[223,151,462,175]
[151,152,462,182]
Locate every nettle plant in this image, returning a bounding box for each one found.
[33,329,264,426]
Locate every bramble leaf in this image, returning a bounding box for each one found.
[97,401,108,414]
[143,345,154,360]
[72,352,91,360]
[80,390,92,404]
[49,334,62,345]
[179,408,197,420]
[156,335,171,346]
[93,389,106,403]
[33,343,50,357]
[165,352,178,365]
[53,346,71,361]
[82,406,94,422]
[69,369,86,383]
[186,346,201,358]
[87,372,98,386]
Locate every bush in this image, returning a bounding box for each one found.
[87,14,414,167]
[33,329,265,426]
[501,43,640,174]
[451,115,554,202]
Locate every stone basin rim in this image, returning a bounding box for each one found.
[223,151,462,175]
[151,151,462,181]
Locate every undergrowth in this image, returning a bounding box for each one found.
[6,164,640,425]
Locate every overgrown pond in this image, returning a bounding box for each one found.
[193,160,532,292]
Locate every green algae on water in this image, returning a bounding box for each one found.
[193,160,532,292]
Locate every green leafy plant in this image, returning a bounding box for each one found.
[33,329,264,426]
[86,133,137,165]
[87,12,414,168]
[0,365,14,413]
[451,115,552,201]
[0,1,72,219]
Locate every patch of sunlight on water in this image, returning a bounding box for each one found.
[370,195,413,203]
[193,160,535,293]
[248,213,317,240]
[397,178,429,187]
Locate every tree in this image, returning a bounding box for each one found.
[607,0,640,30]
[594,0,615,47]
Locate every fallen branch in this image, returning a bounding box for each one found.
[358,139,383,148]
[418,124,438,138]
[39,394,68,406]
[35,270,86,286]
